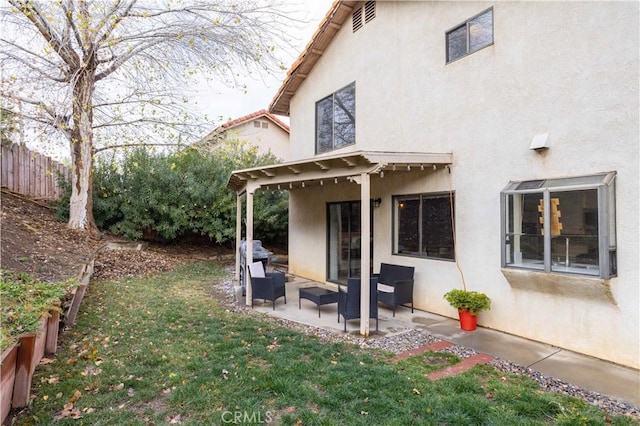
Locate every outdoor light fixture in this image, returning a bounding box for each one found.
[380,171,384,178]
[372,198,382,208]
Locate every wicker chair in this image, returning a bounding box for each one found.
[248,261,286,310]
[338,277,378,332]
[375,263,415,316]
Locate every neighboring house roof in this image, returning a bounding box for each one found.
[201,109,289,144]
[269,1,357,116]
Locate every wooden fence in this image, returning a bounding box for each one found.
[0,144,70,200]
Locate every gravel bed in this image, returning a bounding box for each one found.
[216,274,639,420]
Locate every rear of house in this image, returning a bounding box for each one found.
[230,1,639,369]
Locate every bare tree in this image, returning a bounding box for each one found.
[0,0,298,234]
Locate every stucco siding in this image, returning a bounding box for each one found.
[285,1,639,368]
[218,120,290,160]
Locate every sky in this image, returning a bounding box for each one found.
[192,0,334,126]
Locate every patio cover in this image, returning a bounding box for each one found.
[228,150,453,336]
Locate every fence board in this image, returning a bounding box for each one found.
[0,144,69,200]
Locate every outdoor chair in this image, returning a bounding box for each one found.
[338,277,378,332]
[248,261,286,310]
[376,263,415,316]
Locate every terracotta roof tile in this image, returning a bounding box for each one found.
[269,1,358,116]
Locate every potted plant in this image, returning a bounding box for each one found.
[443,289,491,331]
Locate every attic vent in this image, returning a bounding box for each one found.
[254,121,261,128]
[352,7,363,32]
[364,1,375,23]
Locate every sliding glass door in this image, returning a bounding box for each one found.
[327,201,373,284]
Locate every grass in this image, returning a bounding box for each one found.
[11,262,638,425]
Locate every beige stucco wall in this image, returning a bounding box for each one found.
[222,120,289,161]
[286,1,639,368]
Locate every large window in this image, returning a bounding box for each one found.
[501,172,617,278]
[446,8,493,63]
[393,193,455,260]
[316,82,356,154]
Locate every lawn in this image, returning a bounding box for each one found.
[11,262,638,425]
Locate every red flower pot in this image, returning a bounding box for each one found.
[458,309,478,331]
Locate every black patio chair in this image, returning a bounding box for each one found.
[338,277,378,332]
[248,261,286,310]
[376,263,415,316]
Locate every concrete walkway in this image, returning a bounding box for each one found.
[246,276,640,408]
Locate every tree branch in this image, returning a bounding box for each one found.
[7,0,80,69]
[94,142,183,154]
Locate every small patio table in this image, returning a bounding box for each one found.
[299,286,339,318]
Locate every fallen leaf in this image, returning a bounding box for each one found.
[69,390,82,403]
[39,357,54,365]
[412,388,421,395]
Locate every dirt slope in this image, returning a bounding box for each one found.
[0,190,229,283]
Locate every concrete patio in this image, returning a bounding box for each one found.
[244,275,640,408]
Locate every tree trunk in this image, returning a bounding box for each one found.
[67,61,98,235]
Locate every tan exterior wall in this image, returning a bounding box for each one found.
[219,120,289,161]
[286,2,639,367]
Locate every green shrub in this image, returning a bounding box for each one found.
[56,140,288,246]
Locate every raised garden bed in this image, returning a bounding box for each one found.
[0,272,76,423]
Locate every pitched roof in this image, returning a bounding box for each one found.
[201,109,289,143]
[269,1,358,116]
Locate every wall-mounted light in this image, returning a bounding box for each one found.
[372,197,382,208]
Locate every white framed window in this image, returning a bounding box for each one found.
[393,193,455,260]
[446,8,493,63]
[315,82,356,154]
[501,172,617,278]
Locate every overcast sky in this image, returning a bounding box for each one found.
[192,0,333,125]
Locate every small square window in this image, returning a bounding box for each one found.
[446,8,493,63]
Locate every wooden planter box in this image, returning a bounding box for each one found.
[46,307,61,355]
[1,342,19,424]
[12,316,48,408]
